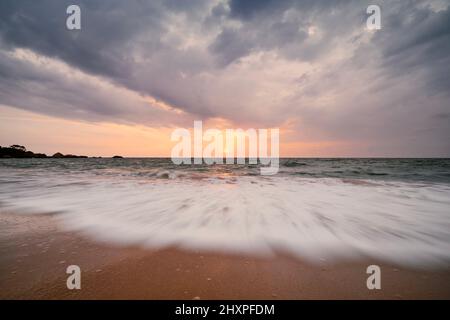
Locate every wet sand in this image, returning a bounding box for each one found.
[1,211,449,300]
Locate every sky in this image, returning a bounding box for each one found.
[0,0,449,157]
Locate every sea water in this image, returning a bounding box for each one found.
[0,158,449,267]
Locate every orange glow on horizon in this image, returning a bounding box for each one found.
[0,105,353,158]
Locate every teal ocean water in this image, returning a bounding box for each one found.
[1,158,450,181]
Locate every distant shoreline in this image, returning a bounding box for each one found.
[0,145,123,159]
[1,145,450,160]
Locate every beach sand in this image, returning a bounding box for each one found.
[1,211,449,300]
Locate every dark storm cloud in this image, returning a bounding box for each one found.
[215,0,450,95]
[1,0,448,98]
[208,27,253,66]
[209,0,366,66]
[0,48,192,127]
[0,0,165,78]
[227,0,354,20]
[228,0,293,19]
[0,0,217,117]
[372,2,450,93]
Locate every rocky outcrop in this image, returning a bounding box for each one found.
[0,145,47,158]
[0,145,87,158]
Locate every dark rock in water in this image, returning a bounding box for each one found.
[62,154,88,158]
[52,152,87,158]
[32,153,47,158]
[52,152,64,158]
[112,155,124,159]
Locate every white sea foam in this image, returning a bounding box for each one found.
[1,171,450,267]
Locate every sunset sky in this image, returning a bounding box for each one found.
[0,0,449,157]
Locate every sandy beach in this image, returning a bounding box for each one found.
[1,211,449,300]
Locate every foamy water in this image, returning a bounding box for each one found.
[1,158,450,267]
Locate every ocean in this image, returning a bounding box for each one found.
[1,158,449,267]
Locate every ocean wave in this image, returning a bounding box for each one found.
[282,160,308,167]
[1,170,449,268]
